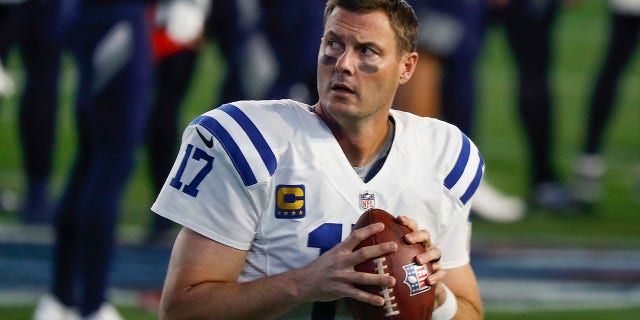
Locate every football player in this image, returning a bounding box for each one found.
[153,0,483,319]
[487,0,578,210]
[34,0,153,319]
[145,0,260,245]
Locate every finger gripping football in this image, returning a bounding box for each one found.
[347,209,435,320]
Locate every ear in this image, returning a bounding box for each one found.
[398,51,419,85]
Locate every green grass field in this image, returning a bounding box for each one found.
[1,1,639,319]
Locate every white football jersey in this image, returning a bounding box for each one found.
[152,99,484,320]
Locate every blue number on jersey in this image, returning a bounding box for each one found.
[308,223,343,320]
[307,223,354,320]
[170,143,214,197]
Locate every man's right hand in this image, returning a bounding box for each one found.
[292,222,399,306]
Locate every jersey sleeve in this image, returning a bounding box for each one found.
[151,104,277,250]
[442,130,484,208]
[435,202,472,269]
[438,127,484,268]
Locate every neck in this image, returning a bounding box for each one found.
[313,104,390,167]
[339,123,389,168]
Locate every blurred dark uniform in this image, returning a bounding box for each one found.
[44,0,153,317]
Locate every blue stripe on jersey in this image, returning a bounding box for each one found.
[191,115,258,186]
[444,133,471,189]
[459,152,484,205]
[218,104,277,176]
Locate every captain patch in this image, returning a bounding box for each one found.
[275,184,306,219]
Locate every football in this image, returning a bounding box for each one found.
[347,208,435,320]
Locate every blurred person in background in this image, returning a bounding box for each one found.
[144,0,261,244]
[259,0,324,104]
[146,0,325,246]
[572,0,640,206]
[487,0,579,212]
[396,0,525,222]
[0,0,73,225]
[396,0,582,218]
[144,0,211,245]
[33,0,154,319]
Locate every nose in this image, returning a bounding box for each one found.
[335,50,354,75]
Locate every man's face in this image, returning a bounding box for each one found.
[317,8,410,123]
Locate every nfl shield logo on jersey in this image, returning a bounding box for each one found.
[359,192,376,210]
[402,263,431,296]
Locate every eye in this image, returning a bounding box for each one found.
[327,39,343,50]
[360,46,376,57]
[324,39,344,56]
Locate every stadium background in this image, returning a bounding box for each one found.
[1,1,639,318]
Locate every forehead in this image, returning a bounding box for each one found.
[324,8,396,46]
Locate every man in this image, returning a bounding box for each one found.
[487,0,577,211]
[33,0,153,319]
[153,0,484,319]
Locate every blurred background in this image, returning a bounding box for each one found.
[1,0,639,319]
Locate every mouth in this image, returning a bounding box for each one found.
[331,82,355,95]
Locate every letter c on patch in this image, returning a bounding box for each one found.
[277,186,305,210]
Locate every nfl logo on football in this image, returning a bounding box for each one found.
[402,263,431,296]
[359,192,376,210]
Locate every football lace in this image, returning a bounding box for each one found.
[373,257,400,317]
